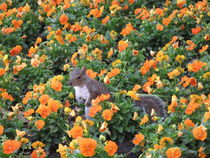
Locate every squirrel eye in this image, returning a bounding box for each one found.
[77,76,81,80]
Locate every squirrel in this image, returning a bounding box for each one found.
[69,66,166,119]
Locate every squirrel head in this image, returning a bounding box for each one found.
[69,66,87,87]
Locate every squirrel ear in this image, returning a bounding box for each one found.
[81,66,86,74]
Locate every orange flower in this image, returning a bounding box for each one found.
[35,120,45,130]
[198,147,207,158]
[132,133,144,145]
[187,60,207,72]
[24,109,34,117]
[3,140,21,154]
[155,8,164,16]
[1,91,14,101]
[43,5,50,13]
[106,68,121,78]
[118,40,129,52]
[28,46,36,57]
[98,69,107,77]
[0,3,7,12]
[47,98,61,112]
[102,16,110,24]
[186,40,196,51]
[59,14,68,25]
[179,76,197,88]
[185,103,199,115]
[162,17,172,26]
[168,95,178,113]
[120,23,135,36]
[31,147,46,158]
[140,59,157,75]
[12,20,23,28]
[0,125,4,135]
[36,104,51,118]
[102,109,114,121]
[66,126,83,139]
[156,24,164,31]
[51,79,62,91]
[104,141,118,156]
[99,121,108,132]
[92,94,111,106]
[140,115,149,125]
[89,105,100,117]
[199,45,208,53]
[177,0,186,8]
[88,6,104,18]
[192,27,202,35]
[2,27,15,34]
[0,68,6,76]
[71,23,82,32]
[107,48,114,58]
[132,49,139,56]
[10,45,22,56]
[184,119,195,128]
[39,94,49,105]
[31,58,41,67]
[166,147,182,158]
[192,125,207,141]
[86,69,97,79]
[79,138,97,157]
[154,144,164,150]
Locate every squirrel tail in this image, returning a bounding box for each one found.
[134,95,167,118]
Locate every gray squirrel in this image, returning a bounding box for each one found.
[69,66,166,119]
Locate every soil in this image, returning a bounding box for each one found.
[117,140,141,158]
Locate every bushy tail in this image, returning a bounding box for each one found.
[134,95,167,118]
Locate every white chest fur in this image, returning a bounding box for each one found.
[74,85,90,103]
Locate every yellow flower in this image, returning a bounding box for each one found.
[127,91,140,100]
[110,30,117,39]
[84,120,94,127]
[167,69,181,79]
[20,138,29,144]
[32,141,45,149]
[69,92,74,99]
[53,75,63,81]
[157,124,163,133]
[203,72,210,79]
[16,129,26,138]
[75,116,82,122]
[64,107,71,114]
[175,55,185,63]
[112,59,121,67]
[63,64,70,71]
[57,144,67,158]
[132,112,138,120]
[160,137,173,146]
[139,115,149,125]
[70,110,76,117]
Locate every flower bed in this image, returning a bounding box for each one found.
[0,0,209,157]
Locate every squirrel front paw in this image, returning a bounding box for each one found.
[85,106,92,120]
[85,102,92,107]
[85,100,92,107]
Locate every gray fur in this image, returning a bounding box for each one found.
[134,95,167,118]
[69,67,111,107]
[69,67,166,119]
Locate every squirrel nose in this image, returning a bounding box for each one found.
[69,81,72,86]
